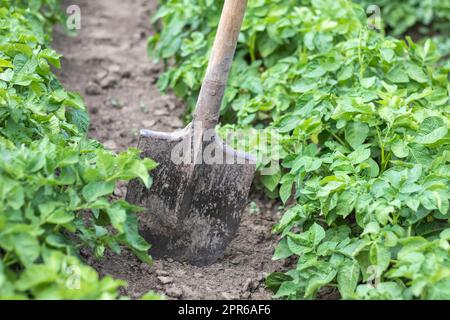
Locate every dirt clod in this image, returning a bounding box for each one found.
[158,276,174,285]
[100,75,118,89]
[242,292,251,299]
[85,82,102,96]
[155,270,169,277]
[243,278,254,292]
[166,287,183,299]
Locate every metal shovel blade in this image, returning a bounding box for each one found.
[127,0,251,266]
[126,126,256,266]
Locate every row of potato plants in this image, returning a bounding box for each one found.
[149,0,450,299]
[0,1,158,299]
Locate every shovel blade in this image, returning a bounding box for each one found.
[126,126,256,266]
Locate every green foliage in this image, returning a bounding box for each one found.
[356,0,450,58]
[356,0,450,36]
[0,3,157,298]
[149,0,450,299]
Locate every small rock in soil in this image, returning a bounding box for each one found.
[121,70,132,79]
[180,285,196,297]
[256,231,266,244]
[108,64,121,74]
[100,75,118,89]
[133,30,146,40]
[95,69,109,82]
[256,261,265,271]
[165,287,183,299]
[158,276,174,285]
[167,117,184,128]
[243,278,254,292]
[101,117,113,125]
[139,263,151,272]
[85,82,102,96]
[166,100,177,111]
[108,97,123,109]
[149,76,158,85]
[139,102,150,114]
[241,292,251,299]
[113,188,124,197]
[143,64,161,76]
[154,109,169,116]
[174,269,187,277]
[155,270,169,277]
[103,140,118,151]
[257,272,267,282]
[231,257,240,265]
[221,292,240,300]
[142,119,157,128]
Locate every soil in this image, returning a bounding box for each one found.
[53,0,285,300]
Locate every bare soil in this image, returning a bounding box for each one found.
[53,0,284,300]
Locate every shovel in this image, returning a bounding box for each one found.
[126,0,255,266]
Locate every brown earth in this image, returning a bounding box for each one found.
[53,0,285,300]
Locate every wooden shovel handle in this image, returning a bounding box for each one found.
[193,0,248,130]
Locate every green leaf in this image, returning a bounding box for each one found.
[107,205,127,233]
[46,210,75,224]
[46,234,71,249]
[261,168,281,192]
[280,179,293,204]
[14,233,40,266]
[15,265,58,291]
[337,259,360,299]
[370,244,391,274]
[273,281,298,299]
[265,272,294,291]
[380,48,394,62]
[391,140,409,158]
[305,269,337,298]
[123,214,151,252]
[131,248,153,265]
[287,236,312,255]
[82,181,116,202]
[414,117,448,145]
[0,58,14,69]
[428,279,450,300]
[141,291,165,300]
[405,63,428,83]
[362,222,380,237]
[348,147,371,164]
[386,66,409,83]
[273,237,293,260]
[274,206,299,233]
[335,191,356,218]
[39,49,62,68]
[345,122,369,150]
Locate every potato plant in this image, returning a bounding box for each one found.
[0,2,157,298]
[149,0,450,299]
